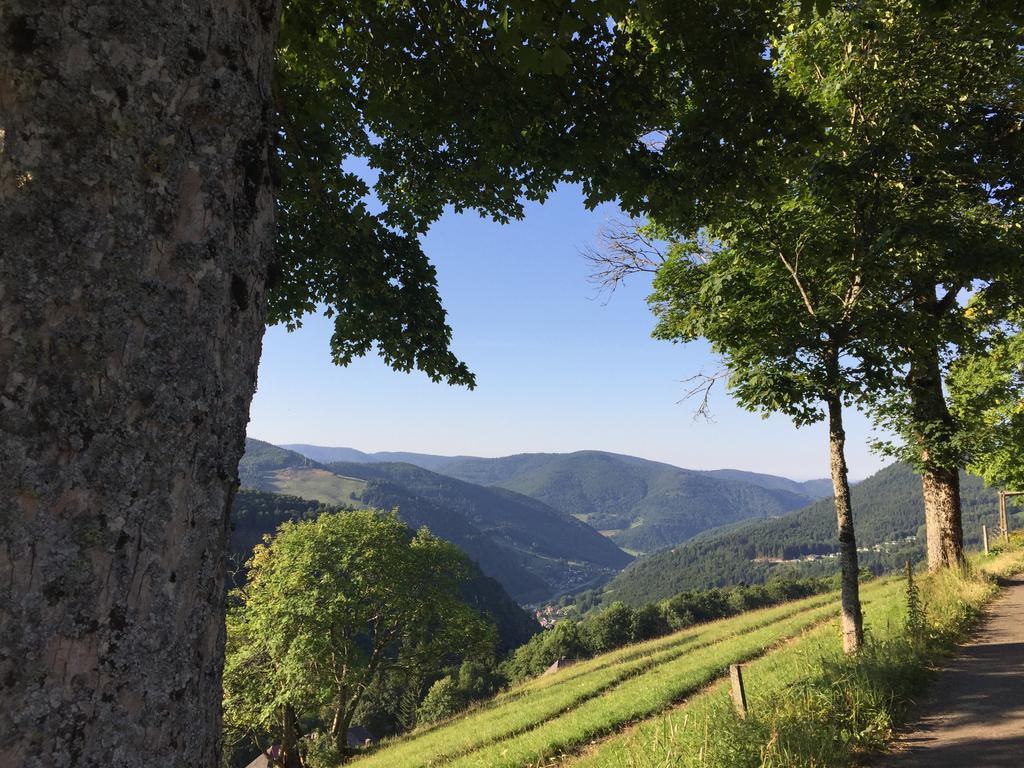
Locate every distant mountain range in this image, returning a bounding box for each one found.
[605,462,1013,605]
[698,469,834,501]
[247,440,1019,617]
[239,440,632,603]
[281,444,830,554]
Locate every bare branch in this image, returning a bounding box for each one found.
[678,367,730,421]
[582,216,667,298]
[641,130,670,152]
[750,214,817,319]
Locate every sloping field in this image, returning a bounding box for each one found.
[263,467,368,507]
[354,583,896,768]
[564,578,907,767]
[563,546,1024,768]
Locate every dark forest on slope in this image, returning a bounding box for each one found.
[606,463,1017,605]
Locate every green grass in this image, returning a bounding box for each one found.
[440,597,847,768]
[503,593,836,700]
[265,468,367,507]
[357,586,898,768]
[355,542,1024,768]
[566,543,1024,768]
[355,592,840,768]
[564,578,907,768]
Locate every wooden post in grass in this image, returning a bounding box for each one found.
[999,492,1008,544]
[729,664,748,718]
[983,524,989,556]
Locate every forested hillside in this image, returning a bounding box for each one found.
[324,460,633,570]
[426,451,814,553]
[284,445,822,553]
[282,443,465,470]
[230,490,540,651]
[607,463,1016,605]
[240,440,630,602]
[699,469,833,499]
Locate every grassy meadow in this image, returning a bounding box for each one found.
[354,539,1024,768]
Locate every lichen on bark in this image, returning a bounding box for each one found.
[1,1,279,765]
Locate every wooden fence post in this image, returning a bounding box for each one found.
[999,492,1008,543]
[729,664,748,719]
[983,524,989,556]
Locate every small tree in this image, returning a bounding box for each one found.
[222,510,493,762]
[415,677,463,726]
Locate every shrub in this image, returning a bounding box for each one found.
[416,676,464,725]
[631,603,670,641]
[583,602,636,654]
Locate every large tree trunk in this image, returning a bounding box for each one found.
[922,465,965,568]
[826,395,864,654]
[1,1,278,766]
[908,346,966,571]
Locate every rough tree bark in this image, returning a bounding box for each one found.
[908,348,966,571]
[826,393,864,654]
[1,1,279,765]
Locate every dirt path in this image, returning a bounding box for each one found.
[882,577,1024,768]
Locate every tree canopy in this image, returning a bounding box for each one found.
[222,510,494,765]
[270,0,655,387]
[949,305,1024,491]
[589,0,1023,574]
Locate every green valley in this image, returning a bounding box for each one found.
[238,440,631,603]
[284,446,825,554]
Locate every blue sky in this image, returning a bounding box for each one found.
[248,184,889,481]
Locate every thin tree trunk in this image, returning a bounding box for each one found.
[332,702,350,756]
[826,394,864,654]
[335,705,359,757]
[283,704,303,768]
[1,1,279,765]
[908,347,966,571]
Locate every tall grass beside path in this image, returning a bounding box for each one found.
[566,542,1024,768]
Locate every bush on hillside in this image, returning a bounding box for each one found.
[503,620,588,682]
[582,602,635,654]
[416,676,463,726]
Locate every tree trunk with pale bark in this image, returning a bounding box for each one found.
[1,0,278,765]
[907,347,966,571]
[826,394,864,654]
[921,464,965,569]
